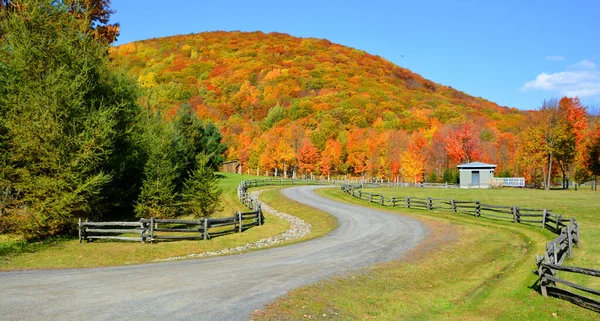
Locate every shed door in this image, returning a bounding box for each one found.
[472,171,480,186]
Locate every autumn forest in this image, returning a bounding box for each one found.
[112,31,600,187]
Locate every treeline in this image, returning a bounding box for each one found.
[0,0,225,240]
[228,98,600,190]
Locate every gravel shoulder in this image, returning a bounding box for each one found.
[0,186,427,321]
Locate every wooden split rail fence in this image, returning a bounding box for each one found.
[343,184,569,228]
[78,210,263,243]
[340,183,600,313]
[78,177,341,244]
[78,180,264,243]
[535,220,600,312]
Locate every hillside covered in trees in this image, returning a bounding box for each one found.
[112,31,599,187]
[111,31,526,180]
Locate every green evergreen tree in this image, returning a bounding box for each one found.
[0,0,139,238]
[181,156,222,218]
[173,103,226,174]
[441,168,458,184]
[134,112,181,219]
[0,1,228,234]
[135,106,227,219]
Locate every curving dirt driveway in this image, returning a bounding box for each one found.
[0,186,426,321]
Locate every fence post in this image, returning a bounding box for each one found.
[78,218,82,243]
[450,199,457,212]
[542,209,547,228]
[541,278,548,297]
[258,205,263,226]
[391,197,396,207]
[556,214,561,231]
[512,206,518,223]
[140,220,146,243]
[238,210,243,233]
[538,255,548,297]
[150,217,155,242]
[567,222,574,259]
[406,196,410,209]
[576,220,580,244]
[380,195,385,206]
[203,218,209,240]
[426,197,432,210]
[475,201,481,217]
[368,193,372,203]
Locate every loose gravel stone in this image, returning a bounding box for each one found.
[154,190,312,262]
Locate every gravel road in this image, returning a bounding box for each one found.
[0,186,427,321]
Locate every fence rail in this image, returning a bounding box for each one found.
[339,183,599,312]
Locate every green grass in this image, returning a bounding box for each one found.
[361,186,600,270]
[253,187,599,320]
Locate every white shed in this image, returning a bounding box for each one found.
[457,162,497,188]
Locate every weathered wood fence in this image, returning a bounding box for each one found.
[535,220,600,312]
[341,184,571,229]
[78,210,263,243]
[340,183,600,313]
[78,180,264,243]
[78,177,341,243]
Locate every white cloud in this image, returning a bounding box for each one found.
[522,70,600,97]
[568,59,597,70]
[545,55,565,61]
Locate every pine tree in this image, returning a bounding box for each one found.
[134,113,181,219]
[181,156,222,218]
[0,0,139,238]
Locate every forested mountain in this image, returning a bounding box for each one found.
[111,31,597,185]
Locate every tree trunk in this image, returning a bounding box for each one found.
[545,153,553,191]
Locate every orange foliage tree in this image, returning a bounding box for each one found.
[320,139,342,177]
[585,125,600,190]
[298,140,320,175]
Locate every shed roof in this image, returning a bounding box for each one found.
[457,162,497,169]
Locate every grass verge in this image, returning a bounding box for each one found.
[253,187,598,320]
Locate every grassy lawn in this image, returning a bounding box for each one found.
[254,187,599,320]
[0,173,297,270]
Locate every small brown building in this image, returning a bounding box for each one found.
[222,160,241,173]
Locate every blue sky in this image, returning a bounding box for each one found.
[111,0,600,110]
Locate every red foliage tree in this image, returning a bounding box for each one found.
[445,122,481,164]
